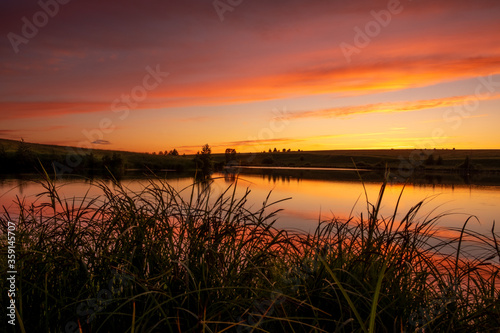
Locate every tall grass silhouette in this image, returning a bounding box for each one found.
[0,170,498,332]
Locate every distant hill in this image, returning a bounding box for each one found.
[0,138,144,156]
[0,138,193,176]
[1,138,499,177]
[228,148,500,172]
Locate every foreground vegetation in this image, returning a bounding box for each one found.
[0,171,499,332]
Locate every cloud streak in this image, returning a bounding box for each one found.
[92,139,111,145]
[3,57,500,121]
[1,0,499,150]
[286,94,500,119]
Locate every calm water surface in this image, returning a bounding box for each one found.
[1,171,499,236]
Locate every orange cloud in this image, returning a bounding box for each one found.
[2,0,500,152]
[285,93,500,119]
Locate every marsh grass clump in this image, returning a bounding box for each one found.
[0,172,499,332]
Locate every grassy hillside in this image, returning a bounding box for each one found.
[212,149,500,173]
[1,138,499,177]
[0,138,194,176]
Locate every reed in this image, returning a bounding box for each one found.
[0,171,498,332]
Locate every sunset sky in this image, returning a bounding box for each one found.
[1,0,500,153]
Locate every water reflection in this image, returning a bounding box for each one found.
[1,170,499,237]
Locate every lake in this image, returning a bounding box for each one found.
[1,168,499,239]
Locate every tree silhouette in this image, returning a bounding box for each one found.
[102,152,124,176]
[459,156,474,174]
[15,138,35,170]
[194,144,213,177]
[85,152,97,173]
[225,148,236,164]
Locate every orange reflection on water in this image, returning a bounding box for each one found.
[1,173,499,237]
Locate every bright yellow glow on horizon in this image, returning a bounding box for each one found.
[1,1,500,153]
